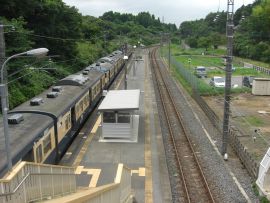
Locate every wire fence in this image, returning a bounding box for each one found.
[161,47,259,178]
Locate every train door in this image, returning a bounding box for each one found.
[71,107,76,126]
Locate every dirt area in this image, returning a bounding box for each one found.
[204,93,270,162]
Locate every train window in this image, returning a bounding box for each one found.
[36,145,43,163]
[65,118,69,130]
[79,101,83,111]
[118,112,130,123]
[75,105,79,114]
[84,95,89,106]
[43,133,52,154]
[103,112,116,123]
[43,134,52,155]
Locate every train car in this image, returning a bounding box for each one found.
[0,49,128,177]
[86,62,112,89]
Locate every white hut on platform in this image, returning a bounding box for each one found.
[98,89,140,142]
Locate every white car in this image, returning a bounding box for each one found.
[209,76,225,87]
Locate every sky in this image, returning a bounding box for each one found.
[63,0,255,26]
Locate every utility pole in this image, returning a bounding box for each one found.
[222,0,234,157]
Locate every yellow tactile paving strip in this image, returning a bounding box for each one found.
[75,166,101,188]
[144,54,153,203]
[131,167,146,176]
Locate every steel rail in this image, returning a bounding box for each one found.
[150,47,215,203]
[150,48,191,202]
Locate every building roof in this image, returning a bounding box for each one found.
[254,78,270,81]
[98,90,140,111]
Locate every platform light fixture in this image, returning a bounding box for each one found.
[0,48,49,172]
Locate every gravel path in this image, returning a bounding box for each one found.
[152,52,259,202]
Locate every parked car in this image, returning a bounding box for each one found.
[242,76,255,88]
[194,66,207,78]
[209,76,225,87]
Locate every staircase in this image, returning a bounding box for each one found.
[0,162,132,203]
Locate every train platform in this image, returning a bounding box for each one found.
[61,49,172,202]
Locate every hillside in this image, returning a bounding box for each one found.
[179,0,270,63]
[0,0,177,109]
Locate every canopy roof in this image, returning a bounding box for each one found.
[98,90,140,111]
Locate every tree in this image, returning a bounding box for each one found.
[210,32,222,49]
[198,37,211,51]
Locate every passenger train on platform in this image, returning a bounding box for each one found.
[0,49,131,176]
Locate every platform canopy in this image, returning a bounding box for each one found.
[98,89,140,111]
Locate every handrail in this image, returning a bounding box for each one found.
[1,161,75,181]
[0,172,75,197]
[0,173,30,196]
[43,163,132,203]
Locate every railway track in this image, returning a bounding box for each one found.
[150,47,215,203]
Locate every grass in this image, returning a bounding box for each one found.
[252,183,270,203]
[207,67,266,77]
[174,55,224,68]
[171,64,193,94]
[160,46,253,96]
[165,44,270,69]
[234,56,270,69]
[245,116,265,127]
[161,45,270,79]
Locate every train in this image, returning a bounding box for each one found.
[0,49,131,176]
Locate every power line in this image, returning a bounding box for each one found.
[8,31,111,43]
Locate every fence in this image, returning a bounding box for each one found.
[162,50,259,179]
[243,62,270,76]
[0,162,76,203]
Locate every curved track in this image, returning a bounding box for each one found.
[150,47,215,203]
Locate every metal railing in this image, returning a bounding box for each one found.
[0,161,76,203]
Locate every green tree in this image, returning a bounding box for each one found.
[210,32,222,49]
[198,37,211,51]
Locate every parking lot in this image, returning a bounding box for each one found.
[203,76,246,88]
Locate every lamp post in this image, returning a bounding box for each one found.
[123,55,128,90]
[0,48,49,171]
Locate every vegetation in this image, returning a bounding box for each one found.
[161,45,253,96]
[252,183,270,203]
[245,116,265,127]
[179,0,270,64]
[0,0,177,108]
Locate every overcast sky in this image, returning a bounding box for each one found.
[63,0,255,26]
